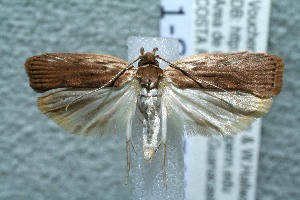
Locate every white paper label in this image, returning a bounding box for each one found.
[160,0,193,57]
[160,0,271,200]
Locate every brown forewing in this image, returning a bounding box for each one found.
[25,53,136,93]
[164,52,284,98]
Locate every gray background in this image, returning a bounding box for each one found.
[0,0,299,199]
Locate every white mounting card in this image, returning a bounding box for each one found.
[160,0,271,200]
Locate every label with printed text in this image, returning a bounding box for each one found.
[160,0,271,200]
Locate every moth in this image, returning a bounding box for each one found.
[25,48,283,186]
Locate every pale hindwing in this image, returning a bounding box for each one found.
[38,79,140,135]
[160,80,272,137]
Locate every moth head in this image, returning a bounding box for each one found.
[138,47,159,67]
[143,146,156,162]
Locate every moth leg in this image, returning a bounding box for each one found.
[161,103,168,188]
[154,140,162,153]
[125,139,138,184]
[125,129,135,184]
[125,139,131,185]
[130,138,138,156]
[163,142,167,189]
[125,104,136,185]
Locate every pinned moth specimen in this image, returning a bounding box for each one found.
[25,48,283,187]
